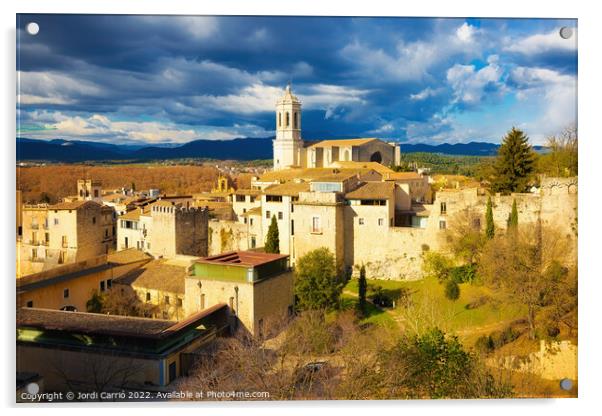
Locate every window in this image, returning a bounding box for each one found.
[440,202,447,214]
[124,237,129,249]
[265,210,271,219]
[278,211,283,220]
[92,216,96,225]
[285,112,290,127]
[266,195,283,203]
[250,196,256,203]
[31,248,37,260]
[243,208,247,213]
[244,218,248,224]
[63,288,69,299]
[200,294,206,309]
[291,220,295,236]
[294,112,299,129]
[251,236,256,249]
[94,189,99,198]
[61,235,68,248]
[236,195,245,202]
[439,220,447,230]
[378,218,384,226]
[100,281,106,292]
[146,292,151,302]
[58,251,65,264]
[54,218,59,225]
[165,296,170,305]
[107,279,112,289]
[177,298,183,307]
[278,112,281,127]
[250,218,254,226]
[168,361,177,383]
[359,218,365,225]
[162,311,169,320]
[26,301,33,308]
[311,216,321,233]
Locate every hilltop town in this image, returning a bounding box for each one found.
[16,86,578,400]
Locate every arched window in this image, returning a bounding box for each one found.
[285,112,290,127]
[278,112,281,127]
[294,112,298,129]
[370,151,382,163]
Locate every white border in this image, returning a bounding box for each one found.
[2,1,600,415]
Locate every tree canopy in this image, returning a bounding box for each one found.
[294,248,346,311]
[491,127,536,194]
[264,215,280,254]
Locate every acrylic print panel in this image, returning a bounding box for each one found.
[16,14,578,402]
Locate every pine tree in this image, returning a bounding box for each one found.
[485,196,495,239]
[491,127,535,194]
[507,199,518,229]
[264,215,280,253]
[358,265,367,314]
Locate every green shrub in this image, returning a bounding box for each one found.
[444,280,460,301]
[450,264,477,284]
[490,326,520,349]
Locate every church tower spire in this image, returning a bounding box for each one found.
[273,84,303,170]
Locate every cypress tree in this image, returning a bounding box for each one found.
[264,215,280,253]
[507,199,518,229]
[491,127,535,194]
[485,196,495,239]
[358,265,367,314]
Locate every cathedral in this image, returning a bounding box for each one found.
[272,85,401,170]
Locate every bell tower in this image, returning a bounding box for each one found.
[273,84,303,170]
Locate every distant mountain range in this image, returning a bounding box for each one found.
[16,137,546,163]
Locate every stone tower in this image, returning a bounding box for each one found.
[149,202,209,259]
[77,179,102,202]
[273,85,303,170]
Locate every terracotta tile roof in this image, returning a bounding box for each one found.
[49,200,98,210]
[264,182,310,197]
[310,172,359,182]
[332,161,395,174]
[115,259,188,294]
[383,171,424,180]
[200,251,288,267]
[345,181,396,200]
[17,307,174,338]
[119,206,151,221]
[307,138,378,147]
[17,305,227,339]
[257,168,377,183]
[241,206,262,217]
[107,248,152,265]
[233,188,262,196]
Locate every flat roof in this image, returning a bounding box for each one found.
[199,251,289,268]
[307,138,377,147]
[17,304,227,340]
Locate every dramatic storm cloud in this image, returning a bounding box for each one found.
[16,15,577,145]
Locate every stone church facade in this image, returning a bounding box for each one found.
[272,85,401,170]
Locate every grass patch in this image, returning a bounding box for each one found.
[344,277,526,341]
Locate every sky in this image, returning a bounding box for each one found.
[16,15,577,146]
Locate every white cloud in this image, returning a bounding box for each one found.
[446,55,505,105]
[340,22,481,83]
[505,28,577,55]
[19,111,274,143]
[510,66,576,143]
[410,87,439,101]
[17,71,102,105]
[456,22,476,43]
